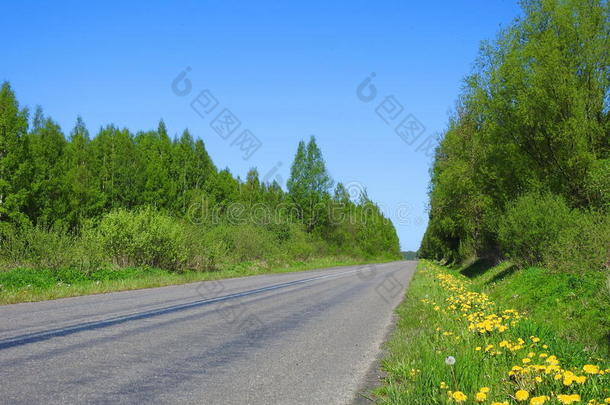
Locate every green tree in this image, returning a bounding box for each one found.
[0,82,30,229]
[63,116,104,227]
[420,0,610,265]
[135,120,175,210]
[287,136,333,231]
[25,115,68,227]
[90,125,143,211]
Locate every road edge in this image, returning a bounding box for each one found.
[350,261,417,404]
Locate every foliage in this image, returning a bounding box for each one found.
[420,0,610,274]
[497,192,573,266]
[402,251,418,260]
[0,83,400,278]
[544,211,610,275]
[0,223,104,272]
[287,136,334,231]
[95,208,189,270]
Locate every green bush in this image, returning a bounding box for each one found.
[181,225,228,271]
[224,224,279,262]
[282,223,316,260]
[544,211,610,274]
[0,206,382,277]
[497,192,574,266]
[0,224,103,272]
[96,207,188,270]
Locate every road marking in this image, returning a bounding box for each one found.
[0,264,387,350]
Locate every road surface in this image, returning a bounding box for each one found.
[0,261,416,405]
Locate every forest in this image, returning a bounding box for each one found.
[0,83,400,277]
[419,0,609,276]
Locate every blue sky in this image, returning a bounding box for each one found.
[2,0,522,250]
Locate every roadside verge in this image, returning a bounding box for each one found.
[373,260,610,404]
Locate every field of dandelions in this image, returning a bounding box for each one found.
[375,261,610,405]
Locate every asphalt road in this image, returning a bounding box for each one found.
[0,261,416,405]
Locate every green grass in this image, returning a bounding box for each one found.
[465,260,610,358]
[374,260,610,404]
[0,255,394,305]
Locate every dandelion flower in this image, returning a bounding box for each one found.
[583,364,599,374]
[530,396,549,405]
[557,394,581,404]
[452,391,468,402]
[515,390,529,401]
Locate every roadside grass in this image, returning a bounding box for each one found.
[465,261,610,358]
[0,256,393,305]
[375,260,610,404]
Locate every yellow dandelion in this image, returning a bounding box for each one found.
[530,396,549,405]
[452,391,468,403]
[557,394,581,404]
[516,390,529,401]
[583,364,600,374]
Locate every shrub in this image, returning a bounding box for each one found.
[181,225,228,271]
[224,224,279,262]
[96,207,188,270]
[544,211,610,274]
[0,224,102,272]
[497,192,574,266]
[282,223,316,260]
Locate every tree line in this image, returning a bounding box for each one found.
[0,83,400,271]
[419,0,609,274]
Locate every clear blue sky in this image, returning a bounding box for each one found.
[2,0,522,251]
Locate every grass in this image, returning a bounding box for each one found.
[465,260,610,358]
[0,255,394,305]
[374,260,610,404]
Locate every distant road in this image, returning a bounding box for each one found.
[0,261,416,405]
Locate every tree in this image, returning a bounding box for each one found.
[0,81,401,264]
[25,116,68,227]
[63,116,103,227]
[420,0,610,263]
[0,82,30,229]
[90,125,143,211]
[135,120,175,210]
[287,136,333,231]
